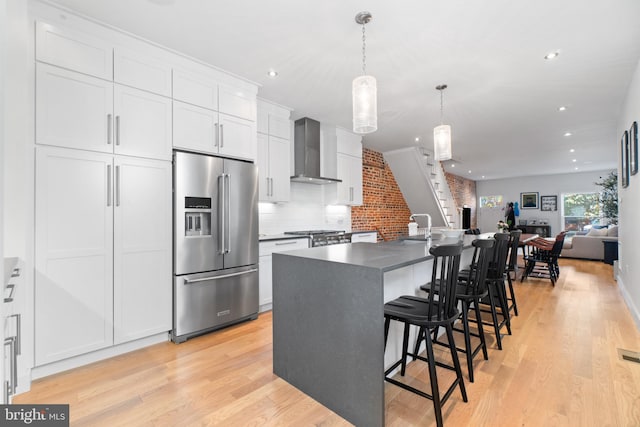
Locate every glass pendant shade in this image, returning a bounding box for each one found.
[433,124,452,161]
[352,75,377,134]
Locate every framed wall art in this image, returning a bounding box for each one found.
[520,192,539,209]
[622,130,629,188]
[540,195,557,211]
[630,121,638,176]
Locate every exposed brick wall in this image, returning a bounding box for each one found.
[444,171,477,228]
[352,148,412,241]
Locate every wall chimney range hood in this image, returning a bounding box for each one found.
[291,117,342,184]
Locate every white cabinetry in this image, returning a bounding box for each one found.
[335,128,363,206]
[35,147,171,365]
[351,232,378,243]
[172,67,257,161]
[257,100,292,202]
[36,63,172,161]
[258,238,309,311]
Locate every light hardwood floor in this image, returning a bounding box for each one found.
[16,259,640,426]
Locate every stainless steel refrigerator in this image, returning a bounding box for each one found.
[172,150,259,343]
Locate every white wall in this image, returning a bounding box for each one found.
[618,58,640,330]
[476,170,614,235]
[258,183,351,235]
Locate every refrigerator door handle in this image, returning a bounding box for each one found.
[183,268,258,284]
[225,173,231,254]
[218,173,226,254]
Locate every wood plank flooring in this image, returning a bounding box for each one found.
[15,258,640,426]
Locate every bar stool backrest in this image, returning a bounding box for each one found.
[461,239,495,297]
[507,229,522,271]
[488,233,510,279]
[426,243,463,320]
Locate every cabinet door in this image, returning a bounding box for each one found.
[336,153,351,204]
[114,47,172,97]
[36,21,113,80]
[35,147,114,365]
[350,155,363,205]
[173,101,218,154]
[219,85,255,121]
[114,85,172,160]
[257,133,270,201]
[269,115,291,140]
[113,157,172,344]
[173,68,218,111]
[258,255,273,309]
[269,136,291,202]
[36,63,113,153]
[218,113,257,161]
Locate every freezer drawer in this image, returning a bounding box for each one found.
[172,266,258,342]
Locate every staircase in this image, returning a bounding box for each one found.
[384,146,458,229]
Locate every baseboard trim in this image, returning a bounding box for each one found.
[618,276,640,332]
[31,332,170,380]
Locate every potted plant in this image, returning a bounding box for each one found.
[595,171,618,225]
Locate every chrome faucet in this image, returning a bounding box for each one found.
[409,213,432,238]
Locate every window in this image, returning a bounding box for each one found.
[562,192,601,232]
[479,195,503,208]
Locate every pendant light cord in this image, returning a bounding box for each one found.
[440,89,444,125]
[362,24,367,75]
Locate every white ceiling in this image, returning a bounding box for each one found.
[50,0,640,180]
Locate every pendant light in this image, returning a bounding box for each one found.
[352,11,377,134]
[434,84,452,161]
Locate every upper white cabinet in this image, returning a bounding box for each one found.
[257,99,292,202]
[335,128,363,206]
[172,66,257,160]
[113,85,172,160]
[36,63,113,153]
[36,20,113,80]
[36,63,172,161]
[113,47,172,97]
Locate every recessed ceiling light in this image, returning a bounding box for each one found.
[564,132,572,137]
[468,170,472,174]
[415,137,420,142]
[451,164,455,168]
[558,106,567,111]
[572,159,577,162]
[570,148,575,153]
[575,167,579,170]
[481,176,485,179]
[544,51,560,60]
[267,70,278,78]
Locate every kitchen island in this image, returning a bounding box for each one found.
[272,235,477,427]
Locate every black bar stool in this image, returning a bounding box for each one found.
[383,243,466,427]
[505,229,522,316]
[418,238,495,382]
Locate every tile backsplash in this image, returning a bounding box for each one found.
[259,183,351,235]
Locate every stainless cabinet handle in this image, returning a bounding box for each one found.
[107,164,112,207]
[4,337,16,396]
[184,268,258,284]
[9,314,21,355]
[220,124,224,148]
[266,177,270,197]
[107,114,112,145]
[115,115,121,146]
[275,241,298,246]
[115,165,120,207]
[270,178,274,197]
[214,123,219,147]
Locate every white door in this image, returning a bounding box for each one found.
[269,136,290,202]
[35,147,114,365]
[113,157,172,344]
[257,133,270,200]
[218,113,256,161]
[173,101,218,154]
[114,84,172,160]
[36,63,113,153]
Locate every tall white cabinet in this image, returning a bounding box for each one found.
[335,128,363,206]
[257,100,292,202]
[31,2,257,373]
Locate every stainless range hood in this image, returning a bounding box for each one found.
[291,117,342,184]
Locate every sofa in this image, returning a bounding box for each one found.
[561,225,618,260]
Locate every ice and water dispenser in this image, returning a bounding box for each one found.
[184,197,212,237]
